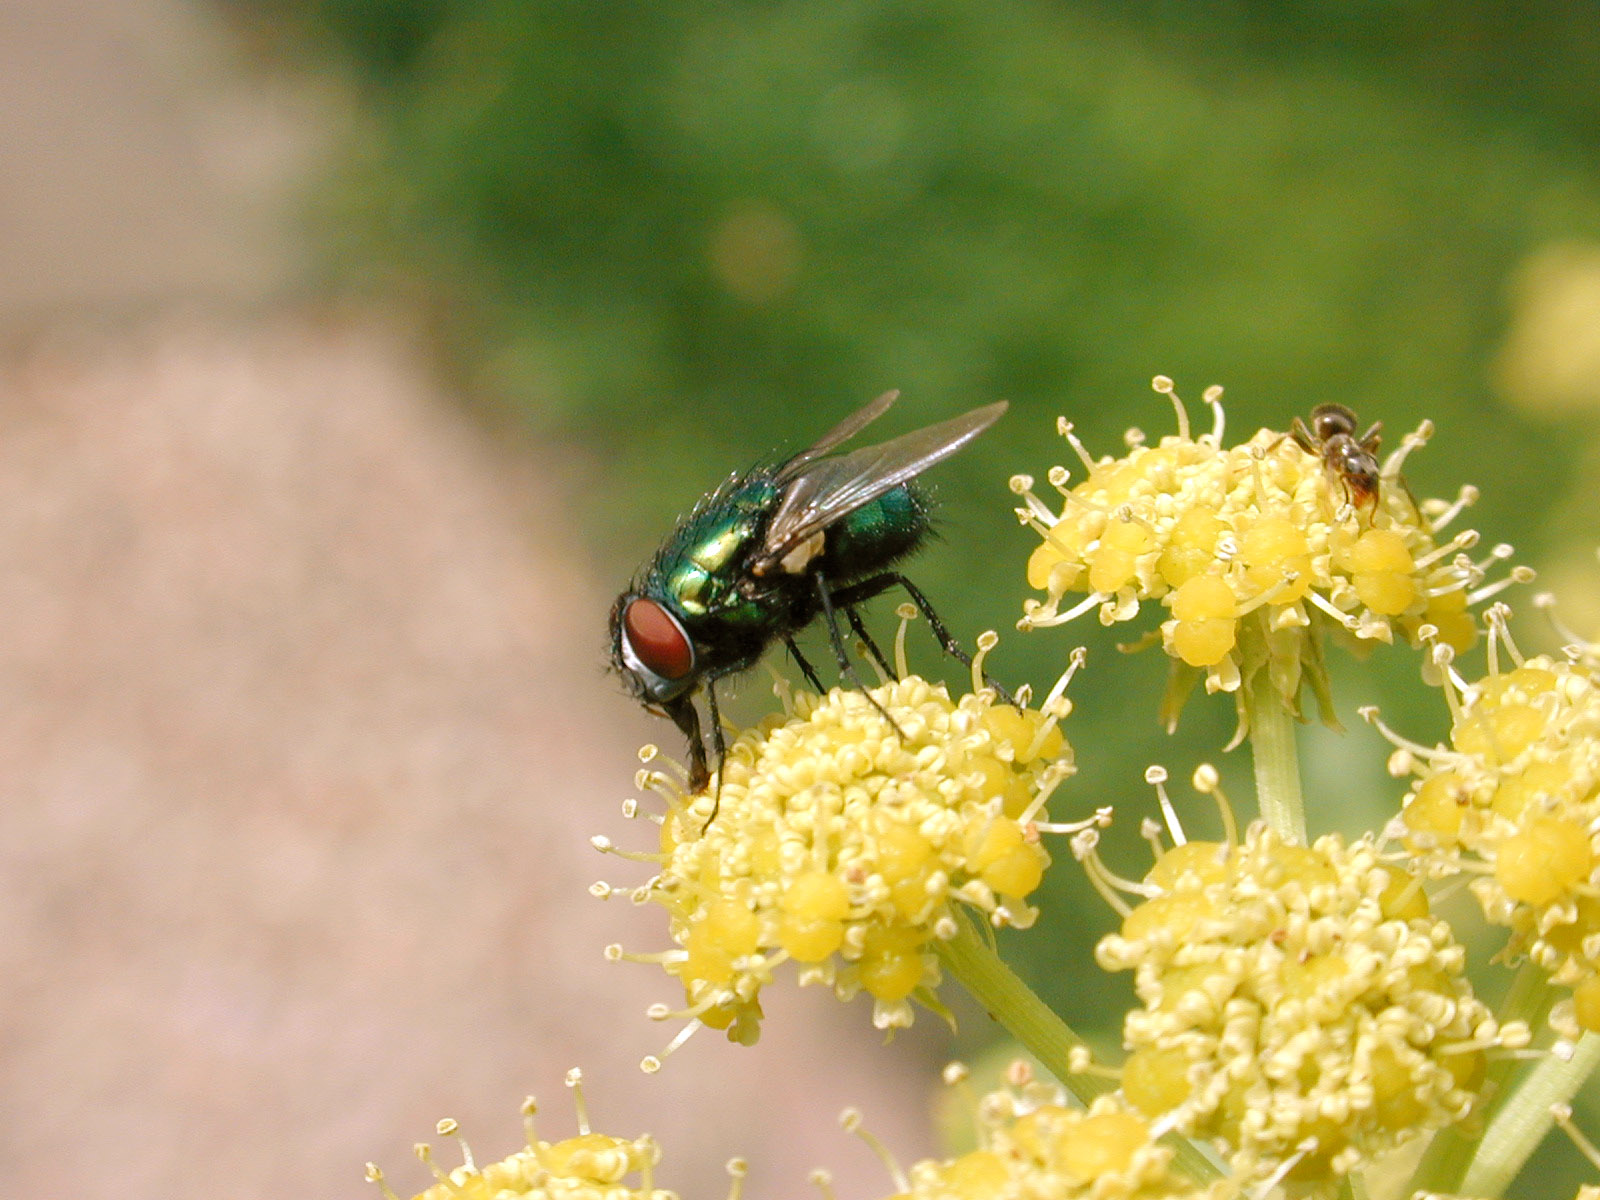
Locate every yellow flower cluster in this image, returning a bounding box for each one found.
[1096,826,1523,1183]
[1395,650,1600,1035]
[878,1077,1229,1200]
[603,667,1073,1055]
[366,1072,711,1200]
[1013,380,1512,728]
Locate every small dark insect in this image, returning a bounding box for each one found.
[610,391,1007,813]
[1290,402,1383,509]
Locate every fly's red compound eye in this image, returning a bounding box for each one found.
[622,596,695,681]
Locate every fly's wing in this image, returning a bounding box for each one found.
[753,401,1008,575]
[773,390,900,485]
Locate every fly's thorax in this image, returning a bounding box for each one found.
[648,476,778,619]
[816,483,932,580]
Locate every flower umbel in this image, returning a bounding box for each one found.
[1388,619,1600,1035]
[1013,378,1522,733]
[840,1062,1232,1200]
[364,1069,729,1200]
[1095,819,1525,1183]
[598,634,1076,1062]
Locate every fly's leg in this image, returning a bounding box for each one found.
[844,606,895,680]
[831,572,969,664]
[664,692,709,792]
[664,685,729,832]
[787,613,891,690]
[701,680,729,831]
[784,637,827,692]
[814,574,909,740]
[831,572,1017,705]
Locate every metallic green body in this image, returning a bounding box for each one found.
[655,475,780,622]
[639,470,931,673]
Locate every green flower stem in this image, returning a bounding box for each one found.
[1458,1033,1600,1198]
[1245,679,1307,843]
[937,909,1102,1098]
[1409,961,1559,1196]
[937,909,1218,1183]
[1495,958,1561,1033]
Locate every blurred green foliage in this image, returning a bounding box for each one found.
[230,1,1600,1182]
[233,1,1600,522]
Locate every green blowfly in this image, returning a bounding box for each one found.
[609,391,1007,810]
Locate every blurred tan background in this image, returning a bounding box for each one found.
[0,1,941,1196]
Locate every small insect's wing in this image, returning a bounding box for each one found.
[755,401,1008,573]
[774,389,900,485]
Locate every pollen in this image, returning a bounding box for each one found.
[1013,379,1521,732]
[1096,825,1523,1184]
[601,657,1077,1058]
[1388,639,1600,1035]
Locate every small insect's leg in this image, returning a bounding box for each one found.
[1358,420,1383,453]
[1288,417,1315,455]
[784,637,827,692]
[832,572,1017,705]
[813,574,908,739]
[844,606,895,679]
[701,680,729,832]
[664,693,709,792]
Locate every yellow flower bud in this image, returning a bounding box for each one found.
[1495,816,1593,906]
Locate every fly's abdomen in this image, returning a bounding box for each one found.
[819,484,931,581]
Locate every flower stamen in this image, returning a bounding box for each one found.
[1059,418,1099,476]
[1203,383,1226,444]
[1426,483,1480,534]
[841,1107,909,1194]
[1145,765,1185,846]
[1153,374,1191,441]
[364,1164,400,1200]
[1554,1102,1600,1174]
[1470,563,1537,606]
[1191,763,1239,848]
